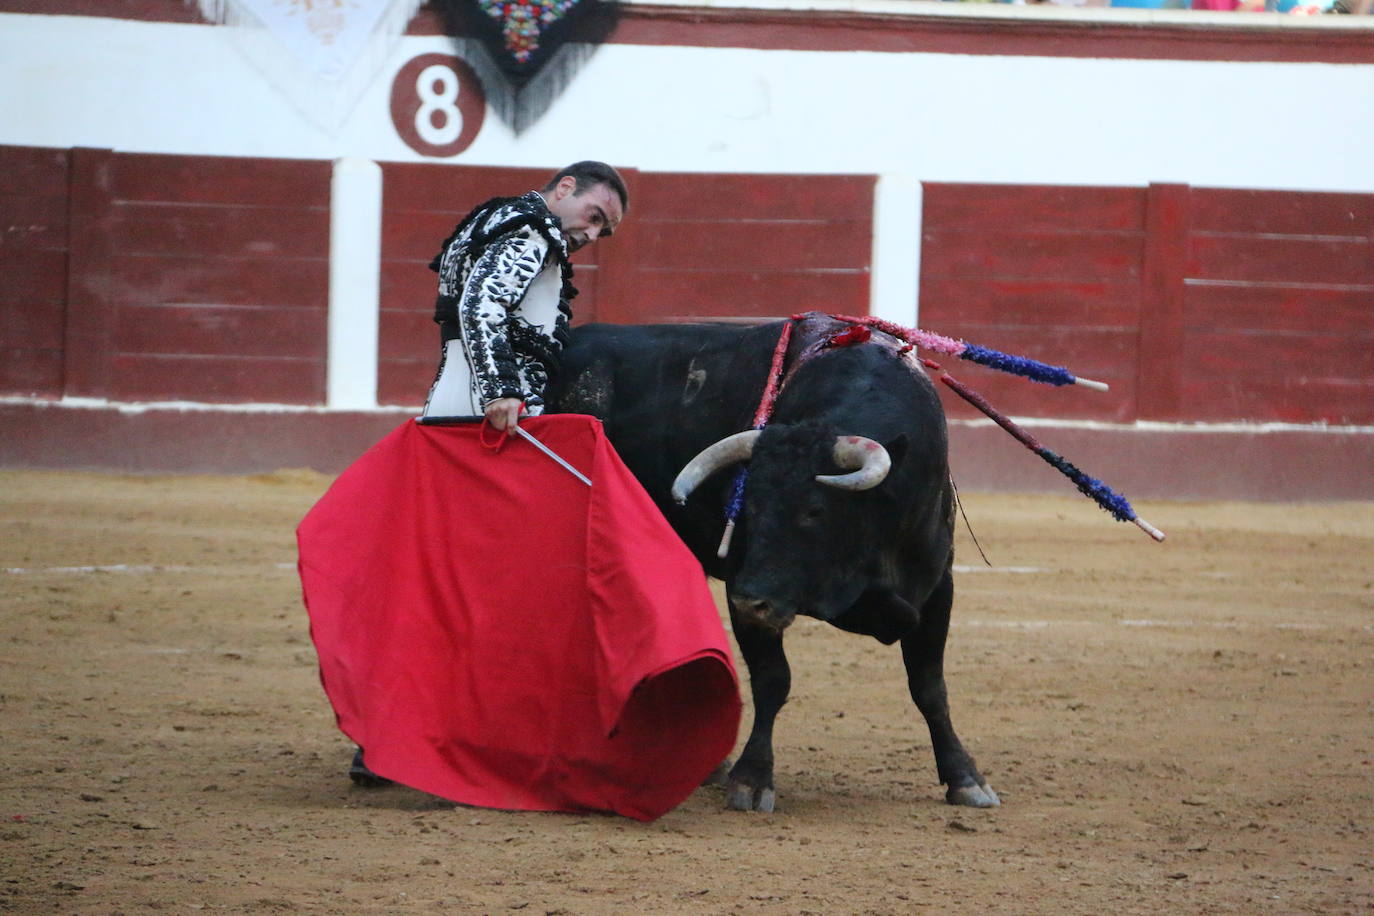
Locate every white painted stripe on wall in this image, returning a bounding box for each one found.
[327,157,383,409]
[870,173,921,330]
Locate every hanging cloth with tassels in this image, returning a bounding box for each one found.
[192,0,426,131]
[433,0,618,133]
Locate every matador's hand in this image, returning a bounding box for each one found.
[484,397,524,432]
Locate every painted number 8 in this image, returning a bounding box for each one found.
[415,64,462,147]
[391,53,484,157]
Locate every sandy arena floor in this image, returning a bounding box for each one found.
[1,469,1371,914]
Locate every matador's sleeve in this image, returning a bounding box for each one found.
[456,225,552,407]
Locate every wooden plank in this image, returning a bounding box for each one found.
[0,145,68,197]
[1177,371,1374,426]
[614,268,869,321]
[1183,329,1373,379]
[0,248,67,307]
[940,387,1137,424]
[0,347,63,398]
[108,354,324,404]
[922,183,1144,233]
[381,163,552,214]
[934,325,1140,423]
[1191,188,1374,237]
[382,210,465,262]
[570,262,601,323]
[0,296,66,350]
[378,309,435,361]
[114,305,327,359]
[1134,183,1190,422]
[378,358,434,408]
[635,173,874,221]
[379,262,435,312]
[927,323,1141,385]
[0,147,70,399]
[108,203,329,260]
[63,147,116,398]
[0,0,205,22]
[110,153,331,208]
[107,254,329,309]
[918,275,1141,329]
[921,228,1143,282]
[1191,234,1372,286]
[0,193,69,250]
[633,220,870,271]
[1179,325,1373,424]
[1184,283,1373,336]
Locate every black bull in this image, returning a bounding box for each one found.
[548,314,998,811]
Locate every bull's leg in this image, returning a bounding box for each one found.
[901,569,1000,808]
[726,610,791,813]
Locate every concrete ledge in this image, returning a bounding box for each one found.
[0,400,415,475]
[3,399,1372,501]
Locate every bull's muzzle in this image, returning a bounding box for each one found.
[729,592,795,633]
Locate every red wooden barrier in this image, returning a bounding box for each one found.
[96,151,332,404]
[920,182,1146,424]
[920,182,1374,426]
[607,172,873,326]
[5,142,1367,427]
[1182,188,1374,426]
[0,146,69,398]
[0,146,334,405]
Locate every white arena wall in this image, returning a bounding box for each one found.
[2,10,1372,188]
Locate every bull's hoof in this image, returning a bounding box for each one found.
[726,781,776,813]
[349,749,393,788]
[946,781,1000,808]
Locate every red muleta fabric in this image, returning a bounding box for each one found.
[297,414,741,821]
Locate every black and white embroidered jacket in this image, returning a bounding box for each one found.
[427,191,577,413]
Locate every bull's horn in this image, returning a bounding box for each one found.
[671,430,760,504]
[816,435,891,491]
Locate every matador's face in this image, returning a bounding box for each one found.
[545,177,624,253]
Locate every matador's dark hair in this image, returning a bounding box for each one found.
[543,161,629,211]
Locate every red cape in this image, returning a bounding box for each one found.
[297,415,740,821]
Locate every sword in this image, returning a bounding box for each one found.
[512,426,592,487]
